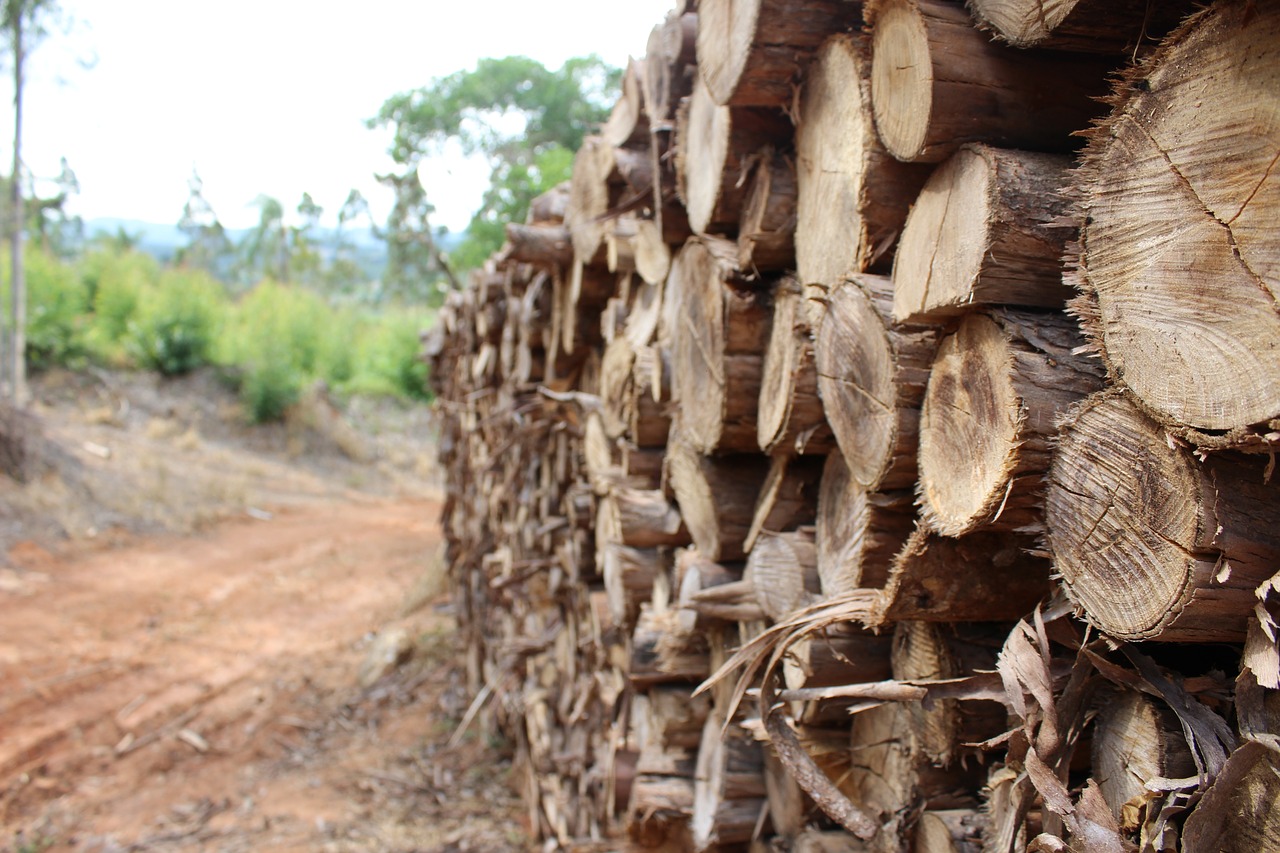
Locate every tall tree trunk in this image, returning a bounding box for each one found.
[10,7,25,406]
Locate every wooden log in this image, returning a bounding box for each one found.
[634,219,672,286]
[600,336,636,440]
[607,214,639,275]
[737,146,797,272]
[1091,689,1195,822]
[1069,0,1280,439]
[866,0,1112,163]
[846,702,985,849]
[667,237,772,454]
[644,686,714,751]
[691,713,769,850]
[631,344,673,449]
[891,145,1074,324]
[917,311,1104,538]
[967,0,1194,53]
[1046,393,1280,642]
[816,274,940,492]
[764,748,808,843]
[816,451,916,595]
[1182,743,1280,853]
[505,222,573,267]
[604,58,650,149]
[795,34,931,287]
[622,445,665,491]
[676,76,792,236]
[667,441,771,563]
[598,487,691,551]
[585,410,623,495]
[675,549,759,634]
[758,277,836,455]
[747,528,821,621]
[782,623,893,690]
[793,828,871,853]
[643,10,698,123]
[745,453,824,554]
[566,136,618,263]
[602,543,668,628]
[891,622,1007,767]
[529,181,570,224]
[631,605,712,689]
[913,810,986,853]
[875,525,1051,624]
[696,0,862,108]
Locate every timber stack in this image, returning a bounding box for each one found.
[427,0,1280,850]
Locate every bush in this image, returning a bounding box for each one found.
[348,311,432,401]
[221,281,351,423]
[23,248,91,370]
[127,268,226,376]
[80,249,158,365]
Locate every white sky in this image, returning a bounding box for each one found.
[10,0,676,232]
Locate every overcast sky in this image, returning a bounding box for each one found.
[10,0,676,232]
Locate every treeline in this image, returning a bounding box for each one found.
[13,243,432,421]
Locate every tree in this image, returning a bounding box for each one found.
[370,54,620,284]
[175,168,233,280]
[3,0,64,404]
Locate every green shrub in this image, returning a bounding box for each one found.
[346,311,432,401]
[127,268,226,376]
[80,249,158,364]
[19,248,91,370]
[222,281,352,422]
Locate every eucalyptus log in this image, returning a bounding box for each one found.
[875,525,1051,624]
[598,487,691,550]
[1091,690,1195,821]
[631,343,673,448]
[602,543,668,628]
[867,0,1111,162]
[634,219,672,286]
[917,311,1103,537]
[758,277,835,455]
[816,451,916,595]
[817,274,940,492]
[1182,743,1280,853]
[782,623,893,690]
[631,605,712,688]
[738,146,797,272]
[1069,0,1280,438]
[846,702,985,852]
[566,136,619,262]
[644,686,714,751]
[643,10,698,123]
[747,528,821,621]
[603,58,650,148]
[968,0,1194,53]
[667,440,771,562]
[691,713,769,850]
[1046,393,1280,642]
[675,549,754,633]
[913,810,986,853]
[667,237,772,454]
[745,453,824,553]
[676,77,792,236]
[505,222,573,267]
[600,336,635,440]
[795,34,931,287]
[892,145,1074,323]
[891,622,1007,767]
[528,181,570,224]
[696,0,862,107]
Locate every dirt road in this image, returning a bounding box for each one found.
[1,497,526,851]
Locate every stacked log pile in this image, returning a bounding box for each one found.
[427,0,1280,850]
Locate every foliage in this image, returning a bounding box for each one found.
[0,245,87,369]
[219,281,351,422]
[126,267,225,376]
[348,310,432,401]
[371,54,619,276]
[80,248,157,363]
[174,169,234,280]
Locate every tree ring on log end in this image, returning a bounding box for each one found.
[696,0,761,107]
[683,79,733,235]
[1077,0,1280,431]
[917,314,1020,537]
[1046,395,1204,640]
[817,282,897,490]
[870,0,932,163]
